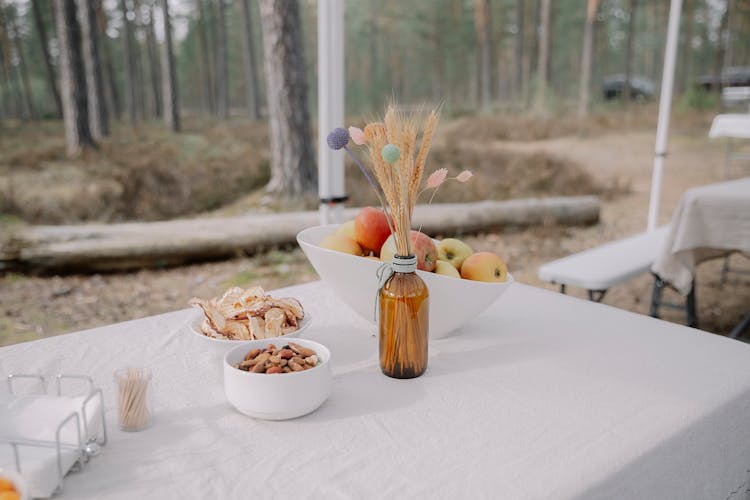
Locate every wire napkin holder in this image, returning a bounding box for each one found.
[2,373,107,497]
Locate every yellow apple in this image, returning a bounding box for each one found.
[336,220,357,241]
[437,238,473,270]
[320,233,363,256]
[435,260,461,278]
[460,252,508,282]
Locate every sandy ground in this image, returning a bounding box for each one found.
[1,128,748,346]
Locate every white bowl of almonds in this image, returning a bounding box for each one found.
[224,339,332,420]
[189,286,310,353]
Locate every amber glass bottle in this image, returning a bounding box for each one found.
[379,256,429,379]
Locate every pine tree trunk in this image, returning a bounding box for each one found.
[534,0,550,111]
[5,11,35,119]
[54,0,96,155]
[623,0,637,102]
[240,0,261,119]
[715,0,730,85]
[0,20,23,119]
[514,0,523,99]
[0,45,10,119]
[120,0,136,123]
[258,0,316,196]
[97,2,121,120]
[160,0,180,132]
[133,0,147,119]
[206,0,219,115]
[473,0,492,110]
[723,0,735,70]
[31,0,63,118]
[80,0,109,138]
[578,0,598,116]
[147,2,163,118]
[432,9,445,103]
[216,0,229,119]
[678,0,695,94]
[196,0,215,115]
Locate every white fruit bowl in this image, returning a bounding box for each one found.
[297,225,514,339]
[224,339,332,420]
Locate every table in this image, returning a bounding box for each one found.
[709,114,750,178]
[651,177,750,296]
[710,114,750,140]
[3,281,750,499]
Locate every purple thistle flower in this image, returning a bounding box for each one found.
[327,127,349,150]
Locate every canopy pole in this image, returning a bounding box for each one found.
[647,0,683,232]
[317,0,345,225]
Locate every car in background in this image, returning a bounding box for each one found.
[697,66,750,91]
[602,74,656,101]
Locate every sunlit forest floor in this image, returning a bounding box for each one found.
[1,105,749,346]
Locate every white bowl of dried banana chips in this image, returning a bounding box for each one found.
[188,286,310,352]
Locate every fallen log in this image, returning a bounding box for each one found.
[1,196,599,272]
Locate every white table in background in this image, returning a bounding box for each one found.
[709,114,750,177]
[2,281,750,499]
[652,177,750,296]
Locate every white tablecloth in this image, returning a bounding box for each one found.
[652,177,750,295]
[3,282,750,499]
[709,114,750,139]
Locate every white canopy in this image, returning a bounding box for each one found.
[647,0,683,231]
[317,0,345,225]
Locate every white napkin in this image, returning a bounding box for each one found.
[0,393,102,498]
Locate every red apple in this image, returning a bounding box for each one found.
[354,207,391,254]
[380,231,438,272]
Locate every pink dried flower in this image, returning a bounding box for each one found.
[348,126,367,146]
[426,168,448,189]
[456,170,473,183]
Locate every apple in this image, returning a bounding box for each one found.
[460,252,508,282]
[437,238,473,270]
[336,220,357,241]
[380,231,438,272]
[435,260,461,278]
[320,233,363,256]
[354,207,391,254]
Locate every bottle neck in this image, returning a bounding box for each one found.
[391,254,417,274]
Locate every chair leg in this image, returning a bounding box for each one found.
[729,312,750,339]
[649,276,664,319]
[560,284,566,295]
[721,255,730,284]
[686,281,697,328]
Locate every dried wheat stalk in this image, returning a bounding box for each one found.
[362,104,440,257]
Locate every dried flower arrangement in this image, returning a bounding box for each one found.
[327,103,472,259]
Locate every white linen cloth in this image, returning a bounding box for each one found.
[652,177,750,295]
[709,114,750,139]
[2,281,750,500]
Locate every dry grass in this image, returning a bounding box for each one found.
[0,118,270,224]
[4,105,706,226]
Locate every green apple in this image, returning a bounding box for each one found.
[437,238,473,270]
[435,260,461,278]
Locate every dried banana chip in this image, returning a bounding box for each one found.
[248,316,266,340]
[190,286,305,340]
[189,298,226,332]
[264,308,286,337]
